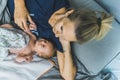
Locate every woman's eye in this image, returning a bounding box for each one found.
[61,26,63,31]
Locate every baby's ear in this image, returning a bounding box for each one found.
[65,9,74,16]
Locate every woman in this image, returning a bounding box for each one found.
[7,0,113,80]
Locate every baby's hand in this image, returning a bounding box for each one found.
[15,56,26,63]
[15,55,33,63]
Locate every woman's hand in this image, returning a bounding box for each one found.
[14,0,35,32]
[59,38,70,52]
[49,8,66,27]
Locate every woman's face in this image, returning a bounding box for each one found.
[52,17,77,41]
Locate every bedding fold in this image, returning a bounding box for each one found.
[0,55,54,80]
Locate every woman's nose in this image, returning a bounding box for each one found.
[53,28,61,37]
[55,29,61,34]
[54,25,62,33]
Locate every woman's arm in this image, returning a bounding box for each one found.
[14,0,35,32]
[57,38,76,80]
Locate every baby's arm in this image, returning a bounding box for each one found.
[15,24,36,63]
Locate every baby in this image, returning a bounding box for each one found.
[0,23,56,63]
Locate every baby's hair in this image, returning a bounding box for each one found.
[38,37,56,49]
[68,9,113,44]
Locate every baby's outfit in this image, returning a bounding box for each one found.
[0,27,29,60]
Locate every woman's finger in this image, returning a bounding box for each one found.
[28,15,35,25]
[22,19,30,32]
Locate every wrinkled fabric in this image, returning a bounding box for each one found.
[0,55,54,80]
[0,0,11,24]
[0,28,29,60]
[37,56,117,80]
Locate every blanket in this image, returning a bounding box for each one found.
[0,55,54,80]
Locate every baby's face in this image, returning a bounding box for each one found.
[34,39,55,58]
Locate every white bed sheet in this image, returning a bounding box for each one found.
[0,55,54,80]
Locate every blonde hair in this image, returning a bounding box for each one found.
[68,9,113,44]
[95,12,113,40]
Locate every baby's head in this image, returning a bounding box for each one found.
[34,38,56,59]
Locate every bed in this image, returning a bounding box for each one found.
[38,0,120,80]
[0,0,120,80]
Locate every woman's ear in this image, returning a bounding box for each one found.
[65,9,74,16]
